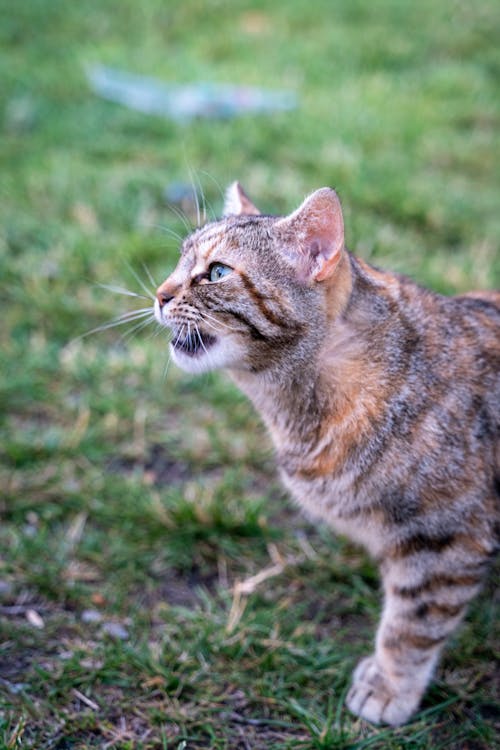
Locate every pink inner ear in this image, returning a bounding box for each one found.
[277,188,344,281]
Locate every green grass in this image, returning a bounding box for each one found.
[1,0,499,747]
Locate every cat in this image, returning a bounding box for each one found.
[153,182,499,726]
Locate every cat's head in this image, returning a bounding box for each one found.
[155,183,347,375]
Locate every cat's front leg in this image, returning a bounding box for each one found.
[346,564,479,725]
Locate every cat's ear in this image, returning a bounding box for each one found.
[223,181,261,217]
[275,188,344,282]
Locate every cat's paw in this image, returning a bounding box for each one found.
[346,656,420,726]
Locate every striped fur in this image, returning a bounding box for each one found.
[155,185,499,726]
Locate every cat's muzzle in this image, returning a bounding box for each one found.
[172,329,217,357]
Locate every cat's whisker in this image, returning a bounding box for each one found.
[111,307,155,319]
[194,322,209,356]
[162,355,171,381]
[196,186,217,224]
[149,223,184,243]
[185,158,203,227]
[120,314,156,341]
[166,202,193,234]
[124,261,157,300]
[198,316,226,335]
[199,170,225,204]
[202,186,218,223]
[162,323,185,380]
[96,283,153,302]
[190,167,212,224]
[199,310,237,333]
[191,174,201,228]
[85,315,153,338]
[142,263,158,291]
[144,324,167,343]
[205,197,217,223]
[172,323,186,349]
[198,178,207,225]
[77,309,155,340]
[162,341,174,381]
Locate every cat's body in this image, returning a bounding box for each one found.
[154,184,499,726]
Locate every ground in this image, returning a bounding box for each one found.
[1,1,499,748]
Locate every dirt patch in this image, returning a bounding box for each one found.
[137,570,211,609]
[107,443,195,485]
[107,441,278,492]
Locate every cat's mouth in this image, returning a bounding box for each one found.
[171,329,217,357]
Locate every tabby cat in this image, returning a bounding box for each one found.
[154,183,499,726]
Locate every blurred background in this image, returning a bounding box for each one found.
[1,1,499,748]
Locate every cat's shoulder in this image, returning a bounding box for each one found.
[353,253,499,322]
[452,288,500,315]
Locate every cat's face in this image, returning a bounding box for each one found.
[154,183,346,375]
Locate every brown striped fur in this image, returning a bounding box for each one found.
[154,183,499,726]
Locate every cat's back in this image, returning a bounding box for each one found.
[445,289,500,471]
[351,257,499,389]
[381,273,500,453]
[371,274,500,527]
[451,288,500,349]
[431,287,500,410]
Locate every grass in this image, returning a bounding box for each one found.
[1,0,499,747]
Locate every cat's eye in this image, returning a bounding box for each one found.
[208,263,232,282]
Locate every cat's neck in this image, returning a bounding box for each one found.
[229,253,403,460]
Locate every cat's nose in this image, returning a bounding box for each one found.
[156,281,175,307]
[157,289,174,307]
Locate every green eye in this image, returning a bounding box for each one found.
[209,263,232,282]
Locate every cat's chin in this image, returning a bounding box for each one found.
[170,336,238,374]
